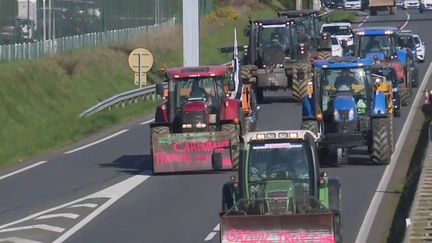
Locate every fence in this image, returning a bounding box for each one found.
[0,18,175,62]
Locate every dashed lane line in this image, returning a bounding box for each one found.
[0,224,65,233]
[68,203,98,209]
[0,161,48,182]
[64,129,129,154]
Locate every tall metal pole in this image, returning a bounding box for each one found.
[43,0,46,41]
[53,0,55,39]
[48,0,51,40]
[182,0,199,66]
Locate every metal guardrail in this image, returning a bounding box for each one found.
[79,83,167,117]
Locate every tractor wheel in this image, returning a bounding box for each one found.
[222,123,240,169]
[316,50,332,59]
[412,69,419,88]
[292,63,310,102]
[370,118,392,165]
[328,178,343,243]
[301,120,319,135]
[240,65,254,81]
[150,126,170,173]
[400,89,411,106]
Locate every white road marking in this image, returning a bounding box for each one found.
[357,15,370,27]
[140,118,155,125]
[64,129,129,154]
[0,174,150,242]
[205,232,218,241]
[401,12,410,30]
[0,237,43,243]
[36,213,79,220]
[0,161,48,181]
[68,203,98,209]
[355,62,432,243]
[0,224,65,233]
[204,223,220,241]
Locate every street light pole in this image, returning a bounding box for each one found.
[43,0,46,41]
[48,0,51,40]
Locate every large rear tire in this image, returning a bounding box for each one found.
[370,118,392,165]
[328,178,343,243]
[292,62,310,102]
[316,50,332,59]
[400,89,411,106]
[301,120,319,135]
[222,123,240,169]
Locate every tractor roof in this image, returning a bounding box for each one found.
[253,18,297,26]
[243,130,316,143]
[277,10,320,18]
[166,65,230,79]
[353,26,399,36]
[313,57,374,69]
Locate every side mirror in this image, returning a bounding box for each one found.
[212,152,223,170]
[155,83,164,96]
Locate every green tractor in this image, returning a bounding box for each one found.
[214,130,342,242]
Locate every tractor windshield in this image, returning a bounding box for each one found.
[175,77,226,110]
[258,25,297,61]
[320,68,368,112]
[356,35,397,58]
[248,142,310,183]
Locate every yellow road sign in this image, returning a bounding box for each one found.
[128,48,154,73]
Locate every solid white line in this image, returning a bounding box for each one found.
[36,213,79,220]
[204,232,218,241]
[401,12,410,30]
[68,203,98,209]
[0,161,48,181]
[0,237,43,243]
[355,62,432,243]
[0,224,65,233]
[140,118,155,125]
[64,129,129,154]
[213,223,220,231]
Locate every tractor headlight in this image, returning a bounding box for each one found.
[182,123,192,128]
[348,108,355,121]
[334,110,340,121]
[196,122,207,128]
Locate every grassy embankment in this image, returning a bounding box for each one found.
[0,3,276,169]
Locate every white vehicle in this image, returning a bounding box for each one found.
[403,0,420,9]
[413,34,425,62]
[396,0,404,6]
[320,22,354,47]
[344,0,362,9]
[419,0,432,12]
[331,36,343,57]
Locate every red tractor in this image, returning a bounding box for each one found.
[150,65,256,174]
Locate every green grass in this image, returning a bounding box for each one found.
[0,4,278,168]
[325,10,359,23]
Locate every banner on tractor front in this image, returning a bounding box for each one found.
[152,131,233,173]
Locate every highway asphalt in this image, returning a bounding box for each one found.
[0,8,431,243]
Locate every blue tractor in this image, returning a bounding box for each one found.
[352,26,417,106]
[301,57,394,165]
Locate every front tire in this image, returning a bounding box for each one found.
[301,120,319,135]
[222,123,240,169]
[369,118,392,165]
[329,178,343,243]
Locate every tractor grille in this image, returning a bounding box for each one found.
[267,190,289,198]
[182,111,208,132]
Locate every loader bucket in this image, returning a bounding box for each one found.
[221,214,336,243]
[152,131,233,173]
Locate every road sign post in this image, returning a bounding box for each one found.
[128,48,154,88]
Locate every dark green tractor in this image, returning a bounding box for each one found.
[214,130,342,242]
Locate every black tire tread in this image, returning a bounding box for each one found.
[370,118,392,165]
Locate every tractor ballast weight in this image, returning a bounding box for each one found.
[217,130,343,242]
[302,57,394,165]
[353,26,415,106]
[150,65,257,173]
